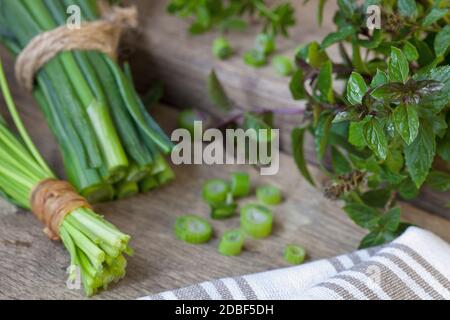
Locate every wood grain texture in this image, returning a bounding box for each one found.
[128,0,450,218]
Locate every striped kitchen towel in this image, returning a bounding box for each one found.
[140,227,450,300]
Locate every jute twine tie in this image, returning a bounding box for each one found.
[30,179,92,241]
[15,3,138,91]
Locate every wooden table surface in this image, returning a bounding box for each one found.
[0,1,449,299]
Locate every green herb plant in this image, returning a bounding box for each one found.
[290,0,450,248]
[167,0,296,65]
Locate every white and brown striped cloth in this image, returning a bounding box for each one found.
[141,227,450,300]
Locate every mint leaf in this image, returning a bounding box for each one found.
[398,177,419,200]
[422,8,448,26]
[361,189,392,208]
[403,41,419,61]
[404,121,436,188]
[359,230,395,249]
[434,25,450,57]
[292,127,315,186]
[331,147,352,174]
[398,0,417,17]
[389,47,409,83]
[364,118,388,160]
[207,70,231,111]
[316,61,334,103]
[307,41,329,68]
[348,121,367,148]
[371,69,388,88]
[437,122,450,162]
[337,0,356,19]
[314,112,334,161]
[414,66,450,113]
[321,25,355,49]
[347,72,368,105]
[426,171,450,192]
[379,207,401,233]
[393,104,419,145]
[289,69,306,100]
[343,203,380,230]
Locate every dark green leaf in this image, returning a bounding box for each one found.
[404,121,436,188]
[314,112,334,161]
[331,147,352,174]
[371,82,405,102]
[337,0,356,19]
[364,118,388,160]
[361,189,392,208]
[321,25,355,49]
[422,8,448,26]
[427,171,450,192]
[347,72,368,105]
[292,127,315,186]
[316,61,334,103]
[359,29,382,49]
[414,66,450,114]
[371,69,388,88]
[437,121,450,162]
[398,177,420,200]
[220,18,248,32]
[207,70,231,111]
[348,121,367,148]
[434,25,450,57]
[359,230,395,249]
[343,203,380,230]
[385,149,404,173]
[333,109,361,123]
[389,47,409,83]
[393,104,419,145]
[307,41,329,68]
[317,0,328,26]
[403,41,419,61]
[289,69,306,100]
[398,0,417,17]
[412,38,435,67]
[379,207,401,233]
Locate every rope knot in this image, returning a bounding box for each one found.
[14,3,138,91]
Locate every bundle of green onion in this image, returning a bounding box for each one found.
[0,57,132,296]
[0,0,174,203]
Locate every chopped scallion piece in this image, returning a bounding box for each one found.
[202,179,230,206]
[218,230,245,256]
[256,185,282,205]
[240,204,273,238]
[284,245,306,265]
[174,215,213,244]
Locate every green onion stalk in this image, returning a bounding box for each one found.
[0,0,174,203]
[0,56,132,297]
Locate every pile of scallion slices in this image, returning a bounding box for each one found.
[175,172,307,265]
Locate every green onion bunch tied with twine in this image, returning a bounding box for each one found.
[0,56,132,297]
[0,0,174,203]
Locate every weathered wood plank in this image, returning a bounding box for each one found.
[1,47,450,299]
[129,0,450,218]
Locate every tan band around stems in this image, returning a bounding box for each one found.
[30,179,92,241]
[15,3,138,91]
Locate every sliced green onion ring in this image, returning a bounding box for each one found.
[174,215,213,244]
[256,185,282,205]
[231,172,250,198]
[240,204,273,238]
[284,245,306,265]
[202,179,230,205]
[219,230,245,256]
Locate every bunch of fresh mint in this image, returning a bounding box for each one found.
[290,0,450,248]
